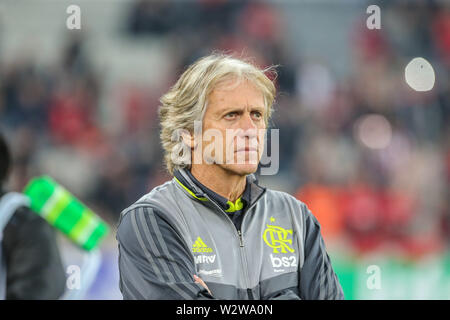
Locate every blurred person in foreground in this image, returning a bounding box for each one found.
[116,54,344,300]
[0,133,66,299]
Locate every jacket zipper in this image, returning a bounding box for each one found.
[203,197,249,289]
[201,191,265,300]
[237,229,255,300]
[237,230,244,247]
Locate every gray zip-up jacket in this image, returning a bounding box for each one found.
[116,169,344,300]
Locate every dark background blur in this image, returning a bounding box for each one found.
[0,0,449,299]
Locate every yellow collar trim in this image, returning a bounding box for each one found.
[225,197,244,213]
[174,177,208,201]
[174,176,244,212]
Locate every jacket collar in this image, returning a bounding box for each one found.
[173,168,266,210]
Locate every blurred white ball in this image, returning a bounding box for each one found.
[405,57,435,92]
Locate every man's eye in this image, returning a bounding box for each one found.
[225,112,237,119]
[252,111,262,119]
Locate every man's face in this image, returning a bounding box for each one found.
[195,78,267,176]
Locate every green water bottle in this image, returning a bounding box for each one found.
[23,176,109,251]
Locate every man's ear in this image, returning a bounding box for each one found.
[181,131,196,149]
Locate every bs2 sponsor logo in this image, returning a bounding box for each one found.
[263,217,297,271]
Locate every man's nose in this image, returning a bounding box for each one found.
[239,112,257,134]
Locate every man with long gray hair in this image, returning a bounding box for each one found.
[116,53,344,300]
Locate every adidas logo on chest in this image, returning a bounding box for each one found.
[192,236,216,264]
[192,236,213,253]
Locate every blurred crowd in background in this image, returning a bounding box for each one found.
[0,0,449,289]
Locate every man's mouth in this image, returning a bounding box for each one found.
[235,147,258,152]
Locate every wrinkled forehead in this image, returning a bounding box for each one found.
[203,77,266,114]
[211,75,260,94]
